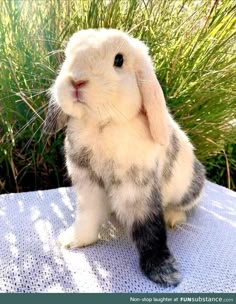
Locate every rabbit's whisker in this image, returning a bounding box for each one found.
[97,105,103,121]
[108,103,129,122]
[20,120,45,153]
[108,103,146,141]
[42,103,62,135]
[137,78,156,83]
[14,104,48,138]
[102,103,114,120]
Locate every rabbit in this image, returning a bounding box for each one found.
[45,28,205,286]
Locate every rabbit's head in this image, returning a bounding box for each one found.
[48,29,169,145]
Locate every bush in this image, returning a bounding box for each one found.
[0,0,235,193]
[206,143,236,190]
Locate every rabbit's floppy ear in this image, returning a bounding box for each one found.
[136,59,170,146]
[43,99,68,135]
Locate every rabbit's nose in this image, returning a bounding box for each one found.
[71,80,88,100]
[71,79,88,89]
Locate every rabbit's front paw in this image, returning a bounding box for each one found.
[58,225,98,249]
[140,254,181,286]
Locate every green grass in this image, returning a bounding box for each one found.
[0,0,236,193]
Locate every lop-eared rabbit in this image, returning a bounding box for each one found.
[45,29,205,286]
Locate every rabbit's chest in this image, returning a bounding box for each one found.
[69,119,160,165]
[66,131,161,188]
[65,117,165,191]
[68,138,158,198]
[68,134,158,174]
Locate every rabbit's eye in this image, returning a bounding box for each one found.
[114,53,123,68]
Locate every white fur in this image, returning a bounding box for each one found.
[50,29,204,248]
[58,181,109,248]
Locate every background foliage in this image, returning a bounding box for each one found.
[0,0,235,193]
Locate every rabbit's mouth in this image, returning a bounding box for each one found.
[75,88,79,99]
[71,80,88,102]
[75,96,84,104]
[71,79,88,104]
[72,87,84,104]
[74,91,87,105]
[75,91,82,103]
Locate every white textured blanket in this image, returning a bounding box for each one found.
[0,181,235,293]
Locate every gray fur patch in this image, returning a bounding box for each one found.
[69,146,92,169]
[43,100,68,135]
[147,255,181,286]
[88,171,105,188]
[109,173,122,188]
[68,146,105,188]
[179,159,205,207]
[162,132,180,182]
[127,165,156,187]
[99,160,122,191]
